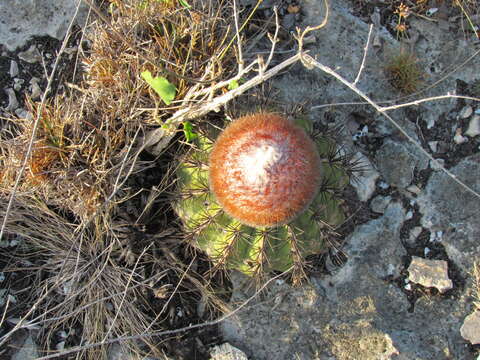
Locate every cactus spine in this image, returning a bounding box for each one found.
[173,113,351,279]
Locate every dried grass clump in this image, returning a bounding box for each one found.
[0,0,238,358]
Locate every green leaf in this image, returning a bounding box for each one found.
[179,0,191,8]
[228,79,239,90]
[182,121,198,142]
[141,70,176,105]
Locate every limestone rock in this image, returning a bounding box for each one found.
[351,152,379,202]
[460,311,480,345]
[407,257,453,293]
[0,0,88,51]
[210,343,248,360]
[417,154,480,272]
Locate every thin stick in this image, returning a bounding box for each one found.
[233,0,244,73]
[353,24,373,85]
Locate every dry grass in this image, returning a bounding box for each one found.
[0,0,239,358]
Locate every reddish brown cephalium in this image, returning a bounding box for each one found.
[209,113,322,227]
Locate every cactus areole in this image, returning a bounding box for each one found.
[209,113,321,227]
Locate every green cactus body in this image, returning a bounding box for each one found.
[173,113,350,277]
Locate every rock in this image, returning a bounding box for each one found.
[407,226,423,245]
[210,343,248,360]
[454,128,468,144]
[17,45,42,64]
[407,256,453,293]
[30,78,42,100]
[428,141,438,153]
[370,195,391,213]
[375,139,426,189]
[429,158,445,171]
[406,184,422,195]
[417,154,480,272]
[4,88,19,112]
[459,105,473,119]
[9,60,19,78]
[11,334,39,360]
[351,152,379,202]
[465,114,480,137]
[0,0,88,51]
[460,311,480,344]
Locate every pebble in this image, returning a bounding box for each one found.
[9,60,19,78]
[408,226,422,244]
[5,88,19,111]
[460,311,480,344]
[370,195,391,214]
[428,141,438,153]
[407,256,453,293]
[378,181,390,189]
[210,343,248,360]
[30,78,42,100]
[453,128,468,144]
[430,158,445,171]
[405,210,413,220]
[465,115,480,137]
[18,45,42,64]
[459,105,473,119]
[406,184,421,195]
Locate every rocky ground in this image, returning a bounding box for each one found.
[1,0,479,359]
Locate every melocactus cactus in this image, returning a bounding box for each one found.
[174,113,352,279]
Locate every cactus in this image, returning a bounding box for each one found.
[173,113,352,280]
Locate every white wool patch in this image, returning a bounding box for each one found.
[238,142,284,188]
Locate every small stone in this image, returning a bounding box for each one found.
[459,105,473,119]
[5,88,19,112]
[351,152,379,202]
[287,4,300,14]
[9,60,19,77]
[454,128,468,144]
[460,311,480,344]
[428,141,438,153]
[407,256,453,293]
[465,115,480,137]
[424,247,430,256]
[409,226,422,243]
[406,184,421,195]
[370,195,392,214]
[405,210,413,220]
[30,78,42,100]
[430,158,445,171]
[210,343,248,360]
[18,45,42,63]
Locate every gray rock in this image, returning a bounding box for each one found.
[210,343,248,360]
[430,158,445,171]
[17,45,42,64]
[0,0,88,51]
[417,155,480,272]
[12,334,39,360]
[370,195,391,213]
[4,88,19,112]
[351,152,379,202]
[459,105,473,119]
[460,311,480,345]
[407,226,423,245]
[465,114,480,137]
[407,256,453,293]
[375,139,428,189]
[9,60,19,78]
